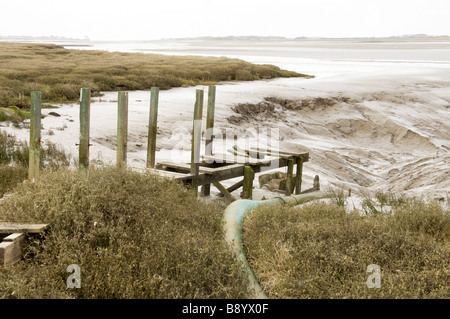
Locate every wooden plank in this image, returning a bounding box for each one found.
[0,223,48,234]
[3,233,26,242]
[196,164,245,186]
[157,162,215,174]
[202,154,264,165]
[147,87,159,168]
[249,146,309,162]
[0,233,26,265]
[157,162,246,187]
[117,91,128,168]
[29,91,41,180]
[217,179,244,197]
[212,182,236,203]
[0,241,17,265]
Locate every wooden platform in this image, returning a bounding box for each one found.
[0,222,49,234]
[0,222,48,266]
[152,146,310,201]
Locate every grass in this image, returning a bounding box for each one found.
[0,42,312,109]
[0,129,70,197]
[0,106,30,123]
[2,124,447,298]
[0,167,249,298]
[242,200,449,299]
[0,153,448,298]
[0,165,27,198]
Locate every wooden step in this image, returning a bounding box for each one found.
[0,222,49,234]
[0,233,26,265]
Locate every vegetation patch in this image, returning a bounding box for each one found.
[0,43,312,108]
[0,167,249,298]
[242,200,449,298]
[0,129,70,197]
[0,106,30,123]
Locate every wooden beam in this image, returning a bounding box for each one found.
[249,146,309,162]
[197,164,245,185]
[79,88,90,177]
[157,162,245,186]
[295,157,303,195]
[147,87,159,168]
[0,233,27,265]
[285,158,295,196]
[213,181,236,203]
[217,179,244,197]
[242,165,254,199]
[0,223,49,234]
[157,162,214,174]
[29,91,41,180]
[117,91,128,168]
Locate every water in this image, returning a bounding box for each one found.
[61,38,450,79]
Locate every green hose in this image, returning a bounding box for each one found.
[223,191,326,299]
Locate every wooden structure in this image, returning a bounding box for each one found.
[149,85,310,201]
[0,222,48,265]
[3,86,311,265]
[26,85,311,201]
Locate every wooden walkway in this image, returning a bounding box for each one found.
[153,146,310,201]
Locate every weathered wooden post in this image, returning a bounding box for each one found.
[205,85,216,156]
[79,88,90,177]
[285,158,295,196]
[295,157,303,195]
[117,91,128,168]
[147,87,159,168]
[242,165,254,199]
[190,89,204,192]
[29,91,41,180]
[201,85,216,196]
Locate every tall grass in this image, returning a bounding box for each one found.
[0,167,249,298]
[242,201,449,298]
[0,43,311,108]
[0,129,70,197]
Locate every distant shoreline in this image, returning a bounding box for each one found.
[1,34,449,43]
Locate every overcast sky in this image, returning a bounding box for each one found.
[1,0,449,40]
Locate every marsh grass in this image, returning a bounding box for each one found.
[0,167,249,298]
[0,129,70,197]
[0,43,311,109]
[0,106,30,123]
[0,165,27,198]
[242,201,449,298]
[326,187,348,207]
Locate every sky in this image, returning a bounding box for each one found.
[1,0,449,41]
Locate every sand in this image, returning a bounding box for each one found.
[1,39,449,202]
